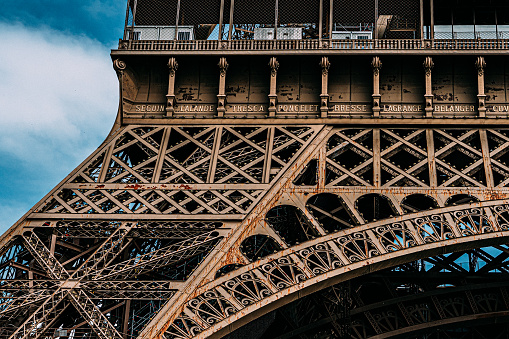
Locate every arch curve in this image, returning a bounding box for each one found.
[163,199,509,339]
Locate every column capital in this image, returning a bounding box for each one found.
[423,56,434,77]
[475,56,486,77]
[269,57,279,77]
[168,58,178,77]
[319,56,330,76]
[218,57,229,77]
[371,56,382,76]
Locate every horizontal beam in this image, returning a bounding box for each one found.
[123,117,509,126]
[112,49,509,57]
[63,183,269,190]
[29,213,245,220]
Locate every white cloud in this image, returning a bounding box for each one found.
[0,22,118,164]
[0,22,118,231]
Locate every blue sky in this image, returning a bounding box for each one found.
[0,1,127,232]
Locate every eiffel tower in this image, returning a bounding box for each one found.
[3,0,509,338]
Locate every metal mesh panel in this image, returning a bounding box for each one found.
[278,0,320,39]
[133,0,178,26]
[232,0,276,40]
[279,0,319,24]
[333,0,375,28]
[234,0,276,24]
[180,0,221,25]
[379,0,420,39]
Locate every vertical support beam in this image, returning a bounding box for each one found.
[373,129,381,188]
[274,0,279,40]
[49,234,57,255]
[263,127,275,183]
[128,0,138,49]
[166,58,178,117]
[174,0,181,41]
[98,144,115,183]
[268,57,279,117]
[419,0,424,40]
[319,0,324,43]
[426,129,437,187]
[430,0,435,40]
[207,127,223,183]
[480,129,494,188]
[374,0,379,40]
[228,0,235,41]
[371,56,382,117]
[123,0,130,41]
[320,57,330,118]
[423,56,434,118]
[123,299,131,339]
[217,57,229,117]
[329,0,334,42]
[218,0,225,40]
[476,56,487,118]
[152,128,171,183]
[318,146,326,189]
[113,59,127,127]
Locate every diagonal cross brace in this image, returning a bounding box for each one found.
[13,226,132,339]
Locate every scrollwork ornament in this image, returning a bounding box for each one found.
[494,205,509,230]
[337,232,380,262]
[113,59,126,77]
[413,214,454,242]
[191,290,238,325]
[375,223,416,252]
[298,243,343,275]
[454,208,494,235]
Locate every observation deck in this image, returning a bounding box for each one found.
[111,0,509,126]
[115,0,509,55]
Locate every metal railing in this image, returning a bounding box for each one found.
[120,38,509,51]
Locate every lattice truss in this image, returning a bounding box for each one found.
[34,125,317,217]
[4,126,509,339]
[0,220,223,339]
[325,128,509,188]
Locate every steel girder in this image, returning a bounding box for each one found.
[3,125,509,338]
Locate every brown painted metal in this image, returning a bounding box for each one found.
[1,1,509,338]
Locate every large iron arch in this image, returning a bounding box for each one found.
[162,199,509,339]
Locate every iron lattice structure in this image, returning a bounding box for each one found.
[4,124,509,338]
[3,0,509,338]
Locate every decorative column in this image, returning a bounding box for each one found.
[113,59,126,123]
[319,57,330,118]
[475,56,487,118]
[423,56,434,118]
[371,56,382,117]
[268,57,279,117]
[166,58,178,117]
[217,57,228,117]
